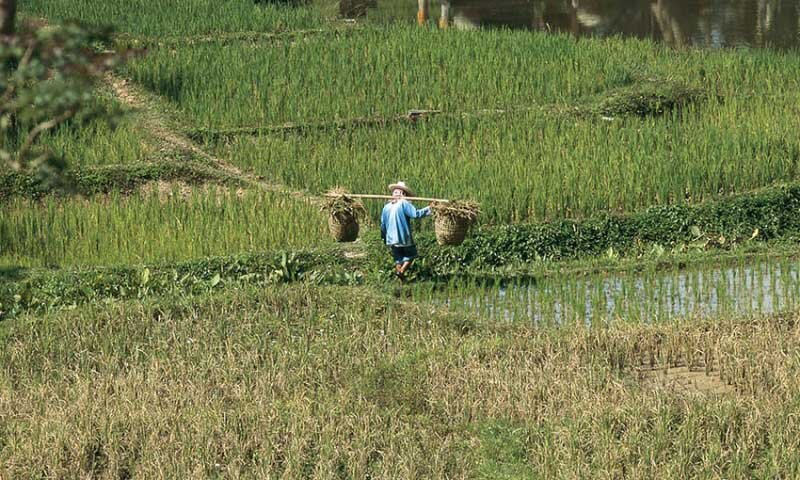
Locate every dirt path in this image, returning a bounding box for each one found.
[106,74,309,201]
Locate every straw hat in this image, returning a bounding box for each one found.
[388,181,414,197]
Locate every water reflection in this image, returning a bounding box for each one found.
[419,260,800,325]
[346,0,800,48]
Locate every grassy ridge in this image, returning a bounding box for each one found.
[3,285,800,477]
[0,250,340,319]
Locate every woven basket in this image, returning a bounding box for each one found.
[328,213,359,242]
[434,214,470,246]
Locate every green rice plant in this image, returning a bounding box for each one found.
[0,95,148,173]
[214,93,800,223]
[123,24,800,130]
[38,117,148,168]
[20,0,329,36]
[123,26,664,129]
[0,187,326,268]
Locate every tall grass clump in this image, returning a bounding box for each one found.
[20,0,329,36]
[37,117,147,168]
[0,188,326,268]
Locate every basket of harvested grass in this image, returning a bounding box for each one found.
[431,201,480,246]
[321,188,367,242]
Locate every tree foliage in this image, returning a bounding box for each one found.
[1,19,126,185]
[0,0,16,36]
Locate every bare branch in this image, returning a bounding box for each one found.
[15,109,75,163]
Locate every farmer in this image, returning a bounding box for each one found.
[380,181,432,281]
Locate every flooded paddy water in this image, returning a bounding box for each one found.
[413,258,800,325]
[351,0,800,49]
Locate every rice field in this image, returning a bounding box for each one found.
[213,101,800,222]
[7,1,800,477]
[123,28,664,128]
[7,2,800,260]
[120,25,800,222]
[123,26,800,129]
[20,0,331,36]
[0,188,326,268]
[4,284,800,477]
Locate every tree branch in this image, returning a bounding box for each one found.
[15,109,75,165]
[0,42,36,114]
[0,0,16,36]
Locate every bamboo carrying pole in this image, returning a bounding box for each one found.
[324,193,450,203]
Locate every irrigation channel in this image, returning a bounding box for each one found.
[413,258,800,326]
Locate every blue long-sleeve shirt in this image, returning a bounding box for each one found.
[380,200,431,247]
